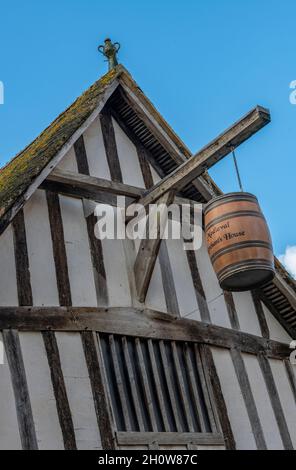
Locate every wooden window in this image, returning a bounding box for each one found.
[99,334,219,436]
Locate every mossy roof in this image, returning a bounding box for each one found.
[0,66,121,221]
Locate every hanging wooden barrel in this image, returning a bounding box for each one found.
[204,192,275,291]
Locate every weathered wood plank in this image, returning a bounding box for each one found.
[81,331,115,449]
[121,336,145,432]
[252,290,270,339]
[0,306,290,360]
[2,330,38,450]
[12,210,33,306]
[135,338,158,432]
[42,331,76,449]
[44,169,143,199]
[200,345,236,450]
[147,339,170,432]
[134,191,175,302]
[258,354,293,450]
[109,334,132,431]
[46,191,72,306]
[230,348,267,449]
[131,106,270,209]
[159,242,180,317]
[171,342,195,432]
[159,340,182,432]
[193,344,217,432]
[116,431,224,446]
[100,107,123,183]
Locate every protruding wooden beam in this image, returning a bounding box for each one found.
[42,169,143,200]
[132,106,270,210]
[134,191,175,302]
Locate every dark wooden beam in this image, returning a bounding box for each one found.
[42,331,77,450]
[252,290,270,339]
[100,107,123,183]
[132,106,271,210]
[200,345,236,450]
[258,354,293,450]
[230,348,266,449]
[12,210,33,306]
[73,136,109,307]
[81,331,115,449]
[3,329,38,450]
[46,191,72,306]
[0,306,290,360]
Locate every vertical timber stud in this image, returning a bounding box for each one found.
[200,345,236,450]
[134,190,175,303]
[186,250,211,323]
[42,331,77,450]
[81,331,115,449]
[258,353,293,450]
[100,106,123,183]
[46,191,72,306]
[3,330,38,449]
[230,348,267,449]
[12,209,33,306]
[251,290,270,339]
[223,291,240,331]
[74,135,109,306]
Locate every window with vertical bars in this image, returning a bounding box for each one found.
[99,334,218,434]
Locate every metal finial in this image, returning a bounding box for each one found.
[98,38,120,71]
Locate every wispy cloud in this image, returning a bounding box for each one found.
[279,245,296,279]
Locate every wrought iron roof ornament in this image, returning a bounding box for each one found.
[98,38,120,71]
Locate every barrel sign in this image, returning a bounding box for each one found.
[204,192,275,292]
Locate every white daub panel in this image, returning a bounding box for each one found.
[242,353,283,449]
[56,333,102,450]
[24,189,59,306]
[211,347,257,449]
[232,292,261,336]
[112,118,145,188]
[195,237,231,328]
[59,195,97,307]
[83,117,111,180]
[270,359,296,448]
[19,332,64,450]
[262,303,292,343]
[56,146,78,173]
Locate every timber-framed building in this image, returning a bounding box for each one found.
[0,61,295,450]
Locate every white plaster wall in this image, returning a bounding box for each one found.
[19,332,64,450]
[195,236,230,328]
[262,303,292,343]
[24,189,59,306]
[56,332,102,450]
[166,221,200,320]
[269,359,296,448]
[83,117,111,180]
[56,146,78,172]
[211,347,256,449]
[0,224,18,306]
[59,195,97,306]
[242,353,283,449]
[112,118,145,188]
[232,292,261,336]
[0,332,22,449]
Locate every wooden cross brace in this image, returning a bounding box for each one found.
[133,106,270,303]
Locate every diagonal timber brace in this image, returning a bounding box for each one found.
[132,105,270,302]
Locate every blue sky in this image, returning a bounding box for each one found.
[0,0,295,273]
